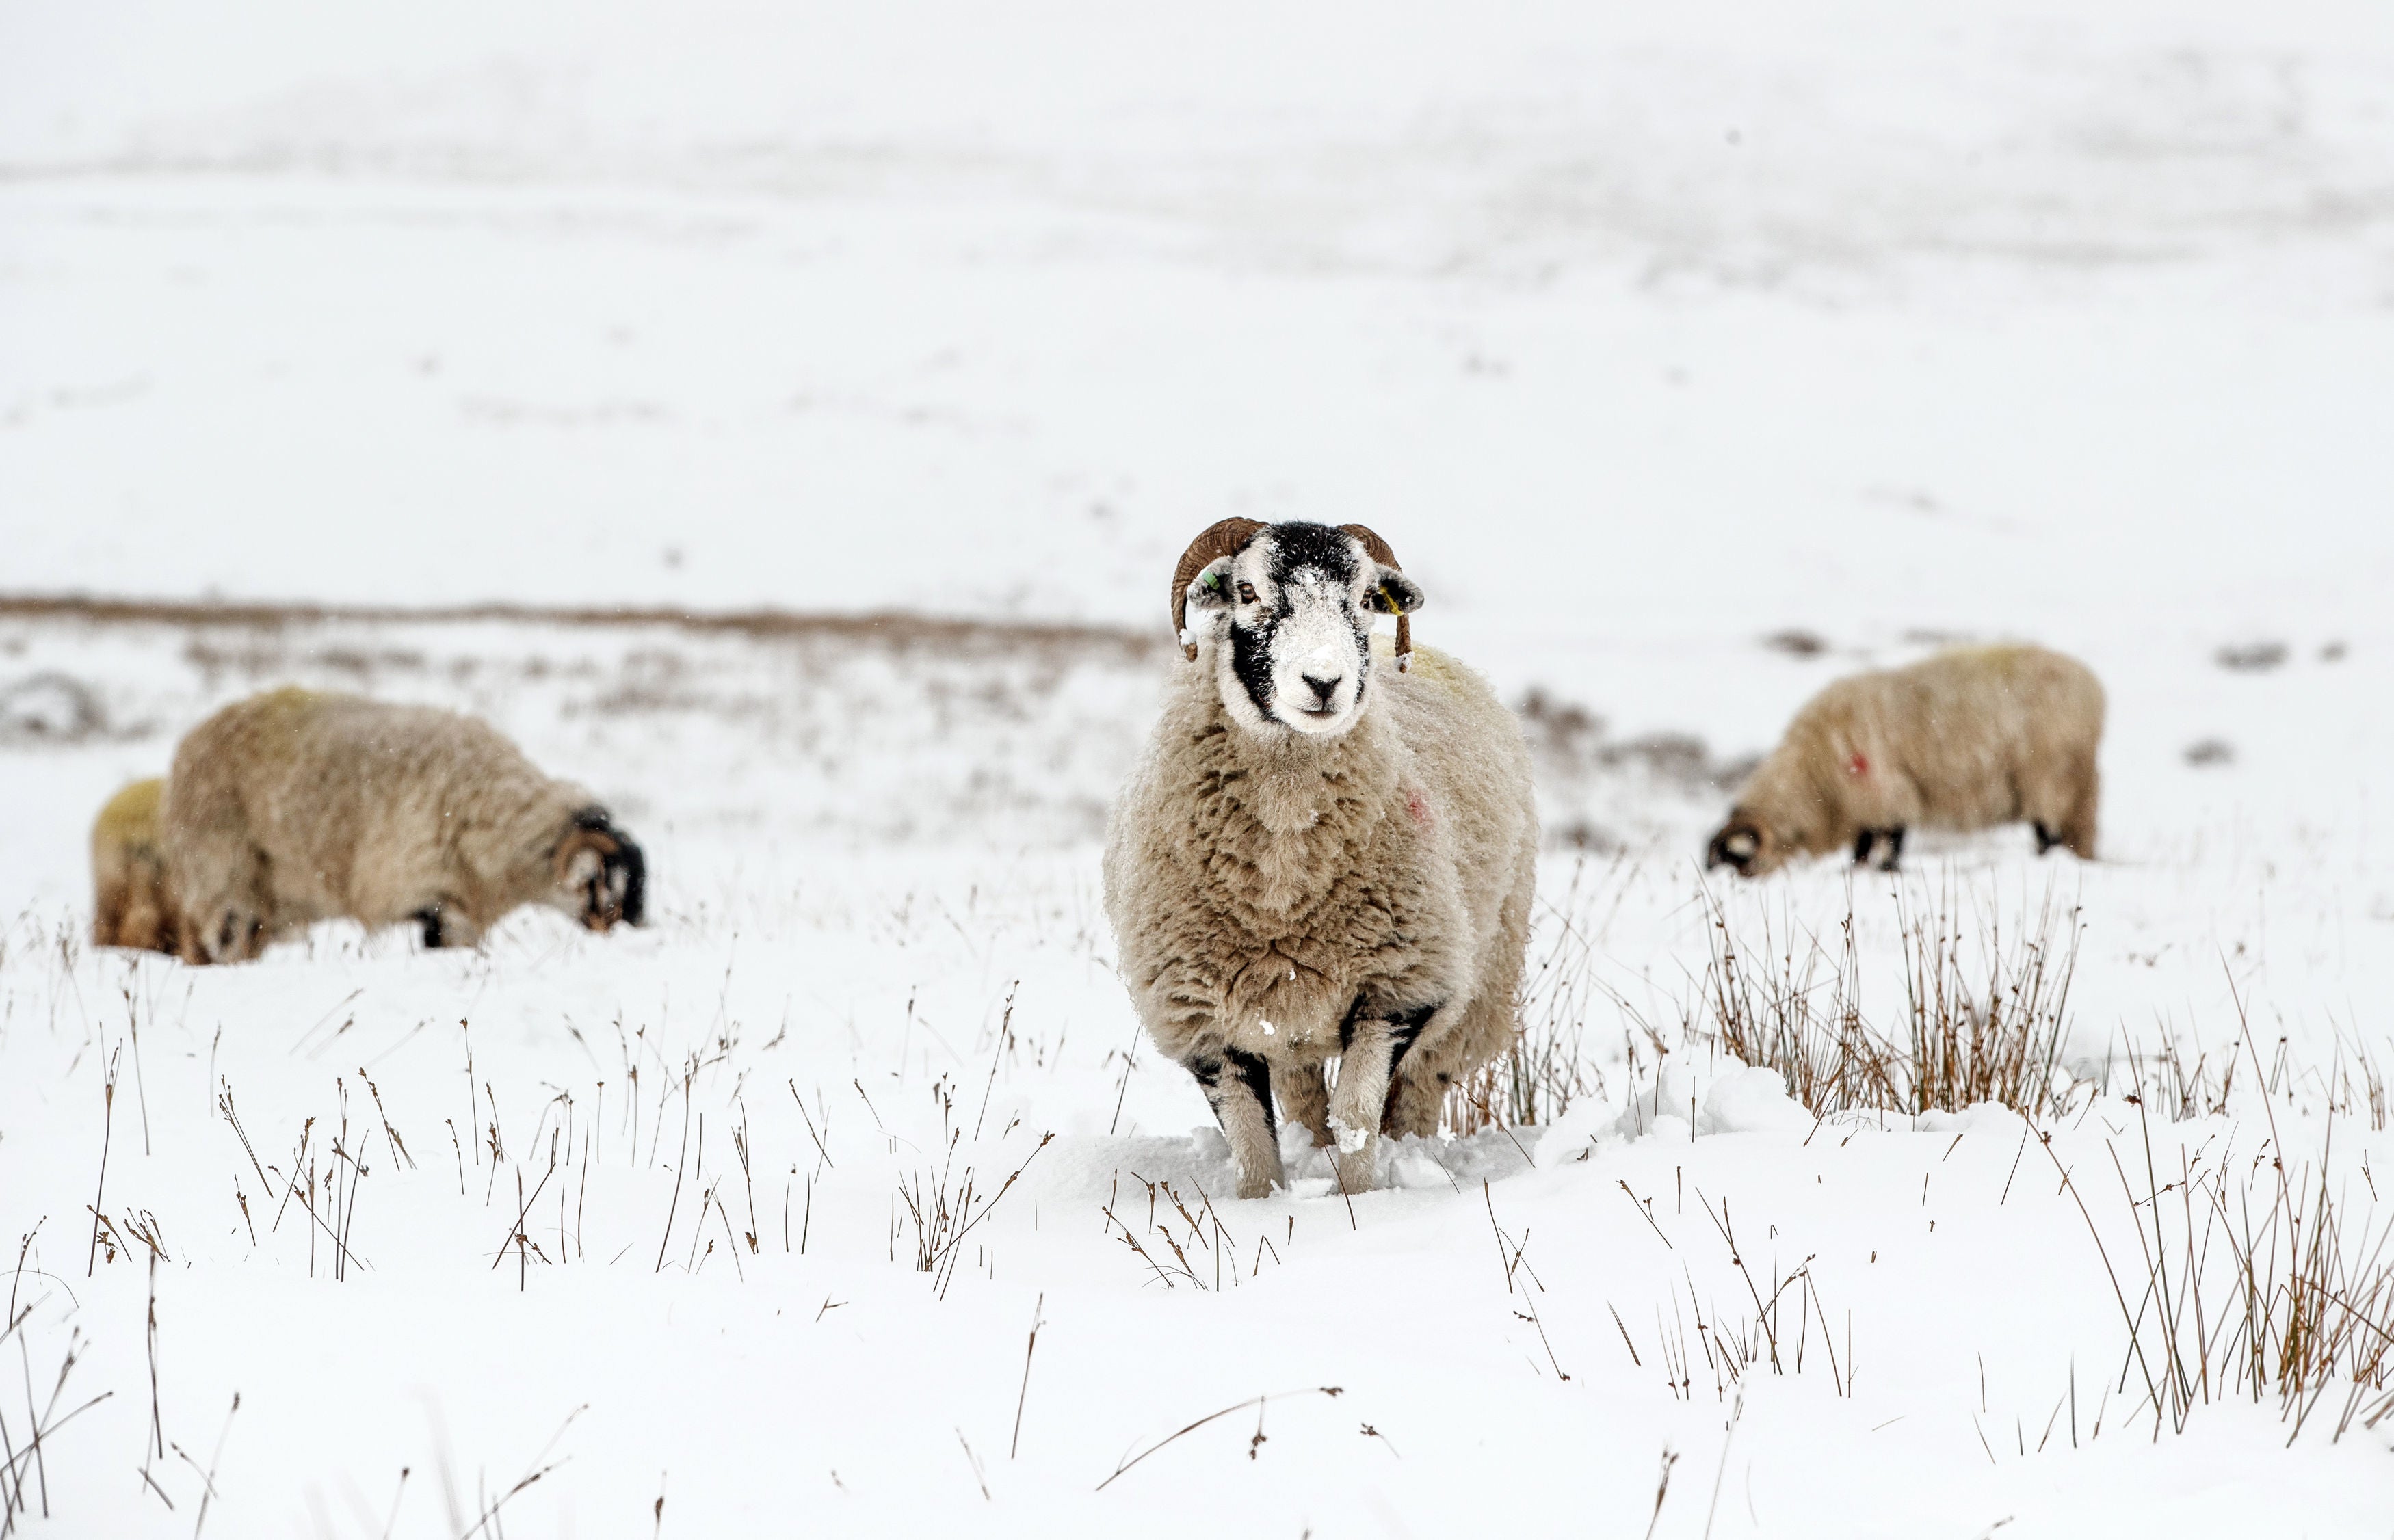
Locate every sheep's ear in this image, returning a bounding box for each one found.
[1185,556,1238,612]
[1366,568,1425,615]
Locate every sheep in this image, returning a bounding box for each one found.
[1103,519,1539,1198]
[91,778,181,954]
[162,687,645,963]
[1705,644,2103,877]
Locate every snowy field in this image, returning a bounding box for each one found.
[3,1,2394,1535]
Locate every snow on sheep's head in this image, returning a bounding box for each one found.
[1172,519,1425,739]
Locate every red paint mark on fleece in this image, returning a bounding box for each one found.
[1404,788,1434,827]
[1846,751,1871,779]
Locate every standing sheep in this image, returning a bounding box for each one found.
[163,687,645,963]
[1105,519,1539,1198]
[1705,644,2103,877]
[92,778,180,954]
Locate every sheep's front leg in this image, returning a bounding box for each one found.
[1187,1048,1282,1199]
[414,901,483,950]
[1852,827,1904,871]
[1328,1007,1435,1196]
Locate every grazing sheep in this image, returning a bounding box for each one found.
[1104,519,1539,1198]
[91,778,180,954]
[162,688,645,963]
[1705,644,2103,877]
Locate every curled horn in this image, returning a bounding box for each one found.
[1170,517,1265,661]
[1339,522,1412,668]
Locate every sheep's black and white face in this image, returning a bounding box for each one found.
[1183,522,1424,739]
[1705,812,1788,878]
[553,809,648,931]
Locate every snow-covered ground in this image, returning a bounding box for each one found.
[3,2,2392,1534]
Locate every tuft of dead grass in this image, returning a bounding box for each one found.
[2047,1087,2394,1442]
[1691,876,2083,1120]
[1445,860,1621,1136]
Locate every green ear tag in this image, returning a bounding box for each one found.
[1203,572,1224,594]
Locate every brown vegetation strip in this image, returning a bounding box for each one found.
[0,592,1163,657]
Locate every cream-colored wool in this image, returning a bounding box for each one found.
[1105,637,1538,1197]
[91,778,180,954]
[163,688,644,964]
[1707,645,2104,877]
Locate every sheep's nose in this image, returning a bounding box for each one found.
[1299,642,1347,702]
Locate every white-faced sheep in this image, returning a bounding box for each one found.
[1705,644,2103,877]
[92,778,180,954]
[1103,519,1539,1198]
[163,687,645,963]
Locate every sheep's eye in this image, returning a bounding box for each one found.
[1237,582,1258,605]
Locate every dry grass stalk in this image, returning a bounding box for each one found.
[1447,869,1614,1134]
[1483,1183,1570,1380]
[1094,1386,1343,1492]
[1893,881,2080,1118]
[2044,1078,2394,1442]
[1010,1294,1044,1459]
[895,1123,1053,1300]
[1692,892,1894,1116]
[1099,1171,1292,1291]
[1603,1190,1851,1406]
[84,1046,120,1276]
[0,1323,113,1534]
[1690,877,2082,1121]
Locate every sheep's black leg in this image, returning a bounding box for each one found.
[1882,827,1905,870]
[1378,1002,1438,1133]
[1185,1047,1282,1199]
[1224,1048,1276,1144]
[1852,829,1876,866]
[416,906,446,948]
[2033,821,2059,855]
[1330,1001,1440,1196]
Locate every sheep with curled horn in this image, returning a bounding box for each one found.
[162,687,646,964]
[1705,643,2103,878]
[91,777,181,955]
[1106,518,1538,1198]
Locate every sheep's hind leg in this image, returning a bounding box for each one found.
[1272,1063,1333,1147]
[1854,827,1904,871]
[415,901,484,950]
[1188,1048,1282,1199]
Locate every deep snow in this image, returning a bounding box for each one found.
[3,2,2393,1535]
